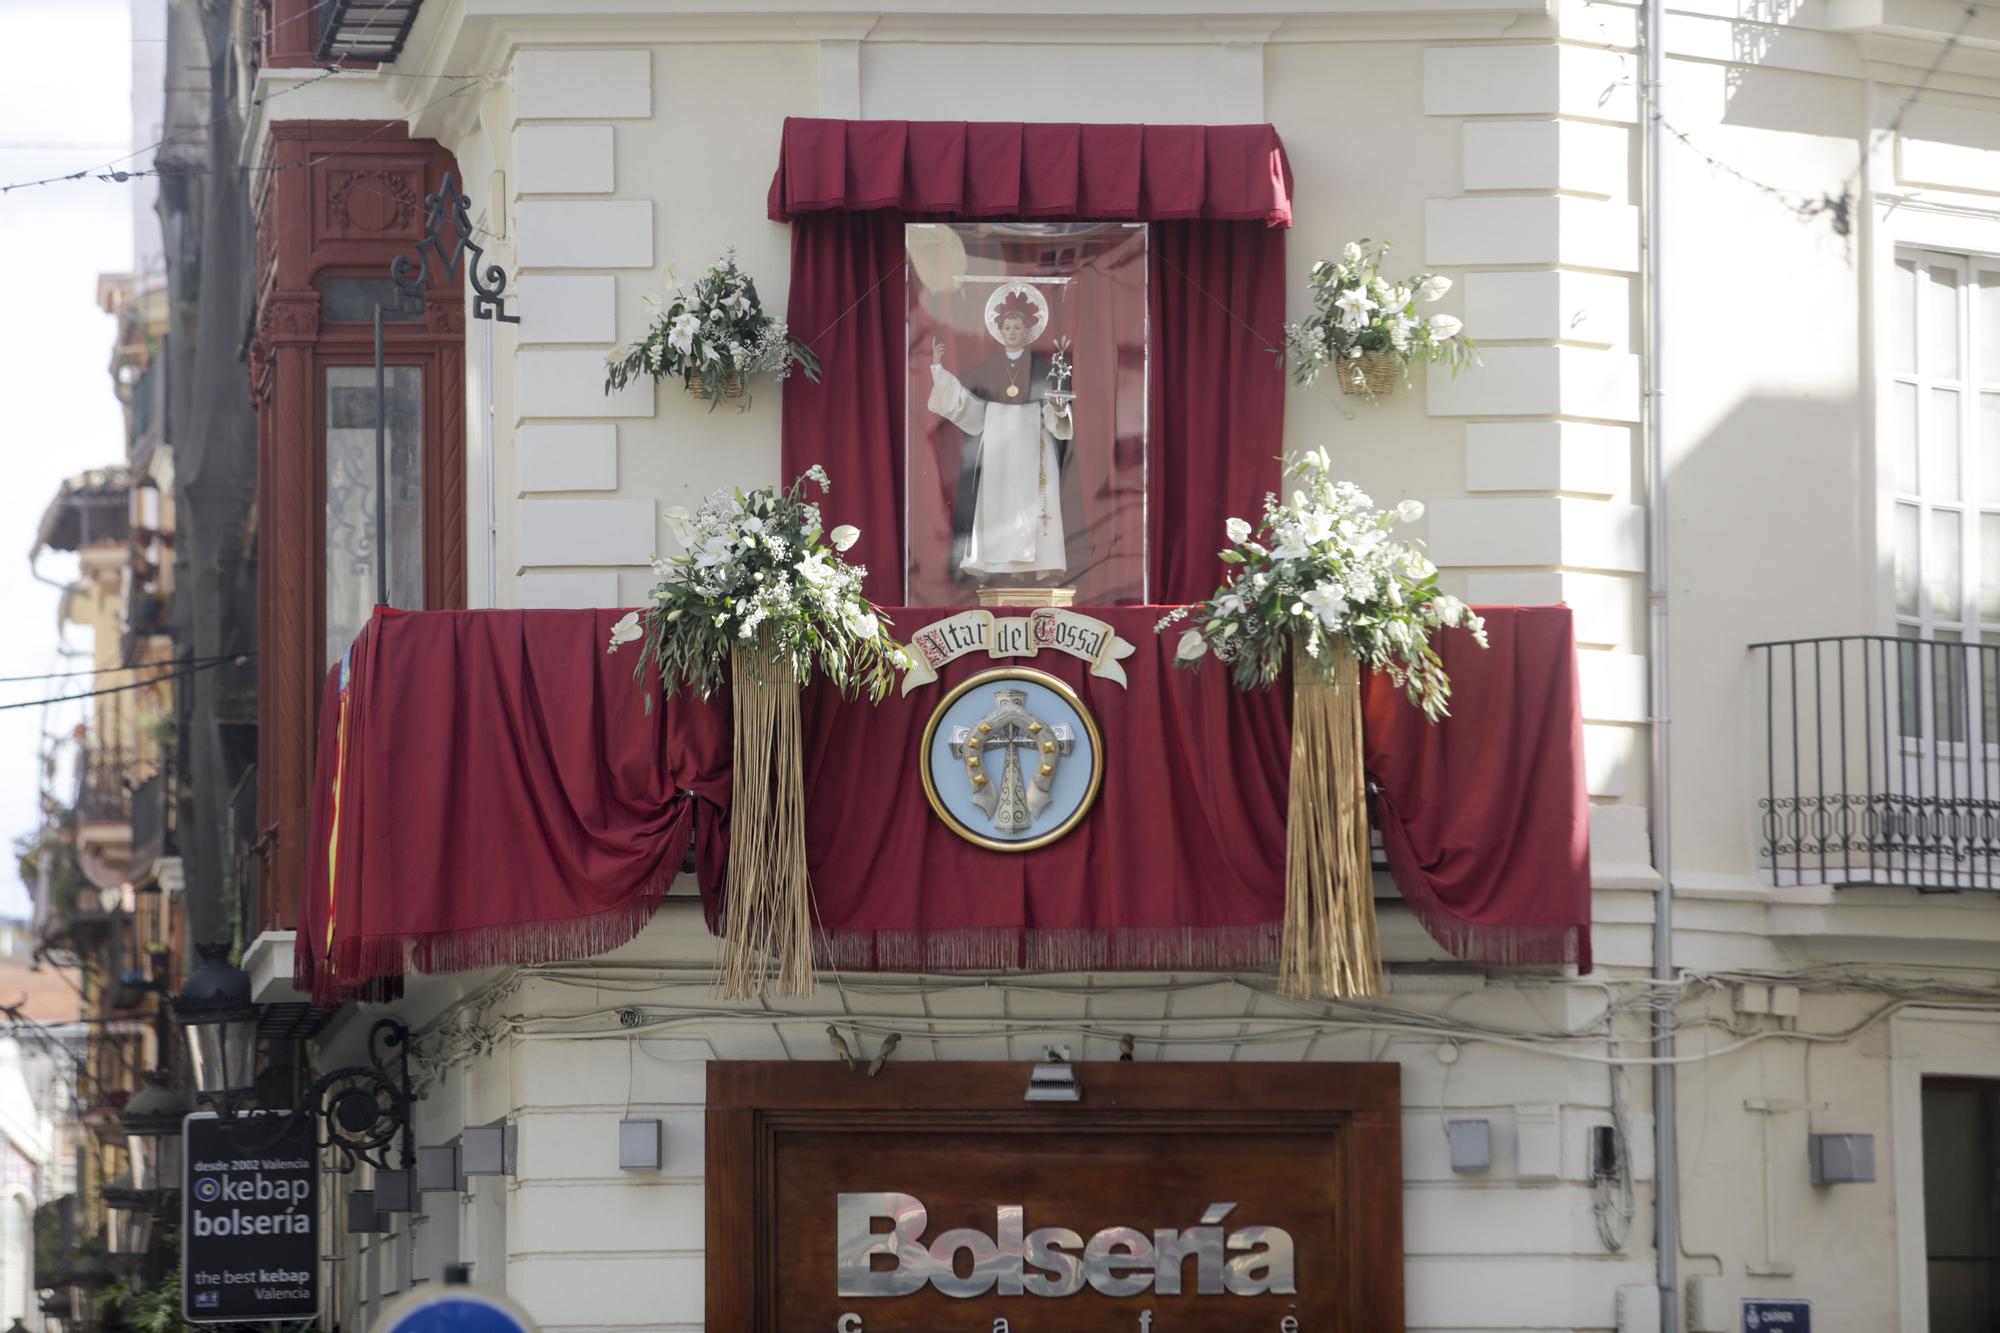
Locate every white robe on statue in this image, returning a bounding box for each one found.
[929,352,1073,577]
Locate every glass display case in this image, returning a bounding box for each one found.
[905,222,1149,607]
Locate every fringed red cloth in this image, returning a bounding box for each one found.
[767,119,1294,225]
[1363,605,1593,972]
[297,608,730,1005]
[300,605,1589,1002]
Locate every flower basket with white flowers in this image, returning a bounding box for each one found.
[1282,240,1476,398]
[1158,448,1487,1000]
[604,250,820,410]
[607,466,901,997]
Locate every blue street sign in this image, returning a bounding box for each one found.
[372,1281,539,1333]
[1742,1297,1811,1332]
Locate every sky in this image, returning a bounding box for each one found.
[0,0,144,917]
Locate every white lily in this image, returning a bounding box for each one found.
[1225,517,1252,544]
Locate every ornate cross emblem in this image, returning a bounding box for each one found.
[947,688,1075,831]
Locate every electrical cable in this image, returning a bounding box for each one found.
[0,654,249,713]
[0,653,249,684]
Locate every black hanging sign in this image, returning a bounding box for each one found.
[181,1111,321,1324]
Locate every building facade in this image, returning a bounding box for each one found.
[164,1,2000,1330]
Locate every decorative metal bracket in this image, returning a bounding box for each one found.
[202,1019,414,1175]
[391,170,519,323]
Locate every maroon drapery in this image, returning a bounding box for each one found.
[301,607,1589,1002]
[1363,606,1593,972]
[767,119,1294,225]
[775,118,1290,607]
[297,608,730,1004]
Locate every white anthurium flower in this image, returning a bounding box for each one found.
[1386,286,1411,311]
[1342,241,1363,266]
[1397,498,1426,523]
[1429,313,1464,341]
[1418,275,1452,302]
[1225,516,1253,544]
[829,524,860,552]
[663,506,695,549]
[606,611,642,653]
[1177,629,1209,662]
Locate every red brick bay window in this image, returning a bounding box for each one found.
[249,122,465,932]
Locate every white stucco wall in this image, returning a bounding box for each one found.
[256,1,2000,1329]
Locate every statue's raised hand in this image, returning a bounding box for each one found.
[931,338,945,366]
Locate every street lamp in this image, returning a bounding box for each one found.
[102,1177,152,1260]
[117,1071,186,1197]
[169,943,258,1100]
[166,943,413,1174]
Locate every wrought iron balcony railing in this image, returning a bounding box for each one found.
[75,745,135,826]
[1754,634,2000,889]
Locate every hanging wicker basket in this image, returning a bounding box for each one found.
[685,367,745,401]
[1337,351,1404,398]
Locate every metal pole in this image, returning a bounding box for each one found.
[373,303,388,608]
[1643,1,1680,1329]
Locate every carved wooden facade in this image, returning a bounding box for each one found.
[250,121,465,932]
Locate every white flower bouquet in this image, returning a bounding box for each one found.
[607,466,903,700]
[605,250,821,408]
[1283,239,1476,397]
[1158,448,1486,721]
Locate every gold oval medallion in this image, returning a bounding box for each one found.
[1006,385,1020,397]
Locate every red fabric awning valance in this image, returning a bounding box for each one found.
[766,118,1294,226]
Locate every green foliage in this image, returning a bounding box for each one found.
[1282,239,1479,394]
[611,467,905,705]
[605,250,821,409]
[1159,449,1487,721]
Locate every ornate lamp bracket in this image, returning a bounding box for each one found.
[391,170,519,324]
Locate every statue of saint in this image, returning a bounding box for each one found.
[926,282,1075,583]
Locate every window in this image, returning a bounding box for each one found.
[324,365,424,668]
[1889,250,2000,742]
[1924,1078,2000,1330]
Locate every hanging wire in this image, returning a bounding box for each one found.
[0,654,250,713]
[0,653,248,685]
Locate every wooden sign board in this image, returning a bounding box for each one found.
[707,1063,1401,1332]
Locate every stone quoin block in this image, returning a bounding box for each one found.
[1464,569,1634,648]
[1462,119,1631,198]
[1464,421,1631,497]
[517,572,622,610]
[1425,497,1644,572]
[515,200,654,270]
[1424,345,1641,420]
[1423,45,1637,123]
[518,423,618,492]
[513,50,652,121]
[518,349,654,419]
[517,498,656,569]
[516,125,616,194]
[1463,271,1631,348]
[1576,652,1647,724]
[518,275,617,345]
[1424,196,1641,272]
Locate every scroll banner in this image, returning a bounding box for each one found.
[900,608,1138,694]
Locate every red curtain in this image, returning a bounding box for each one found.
[776,119,1290,606]
[1363,605,1593,972]
[767,119,1293,225]
[297,608,731,1005]
[299,607,1589,1000]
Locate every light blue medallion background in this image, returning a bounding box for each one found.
[927,677,1099,844]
